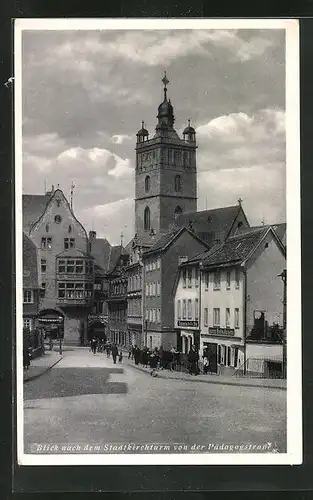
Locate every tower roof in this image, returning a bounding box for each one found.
[183,119,196,135]
[136,121,149,137]
[156,71,175,131]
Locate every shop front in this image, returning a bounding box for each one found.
[38,309,64,340]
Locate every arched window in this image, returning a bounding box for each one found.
[174,174,181,192]
[174,206,183,219]
[144,206,150,231]
[145,175,150,192]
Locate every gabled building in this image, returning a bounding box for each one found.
[200,226,286,376]
[23,187,95,345]
[142,226,209,350]
[23,232,41,332]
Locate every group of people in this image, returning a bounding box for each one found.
[127,344,209,376]
[90,337,123,365]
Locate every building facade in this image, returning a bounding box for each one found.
[142,227,209,350]
[199,227,286,376]
[23,187,95,345]
[23,232,41,332]
[106,250,129,346]
[173,259,201,355]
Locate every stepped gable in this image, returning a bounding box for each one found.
[22,194,51,232]
[175,205,243,246]
[201,227,268,270]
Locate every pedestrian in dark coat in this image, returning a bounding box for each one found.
[134,345,140,365]
[111,344,118,364]
[23,346,30,370]
[118,351,123,363]
[91,337,97,355]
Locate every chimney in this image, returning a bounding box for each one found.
[89,231,97,241]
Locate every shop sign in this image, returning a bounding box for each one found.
[178,320,199,328]
[208,327,235,337]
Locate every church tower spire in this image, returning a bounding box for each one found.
[134,73,197,244]
[156,71,175,132]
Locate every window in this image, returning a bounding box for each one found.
[195,298,199,320]
[23,289,34,303]
[213,270,221,290]
[226,308,230,328]
[145,309,149,320]
[152,309,156,323]
[174,175,181,192]
[75,260,84,273]
[64,238,75,249]
[157,309,161,323]
[204,271,209,290]
[152,261,156,270]
[68,224,72,233]
[187,299,192,319]
[213,308,220,327]
[204,307,208,327]
[227,346,231,366]
[144,206,150,231]
[157,282,161,296]
[182,268,187,288]
[226,270,231,290]
[23,318,32,330]
[54,214,62,224]
[146,284,149,297]
[187,268,192,287]
[235,268,240,289]
[182,299,187,319]
[220,345,226,365]
[145,175,150,192]
[235,308,240,328]
[41,258,46,273]
[58,260,65,274]
[157,258,161,270]
[41,237,52,250]
[177,300,181,320]
[66,260,75,273]
[58,282,93,299]
[195,267,199,287]
[218,345,221,364]
[41,282,46,297]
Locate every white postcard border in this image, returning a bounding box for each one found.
[15,18,301,467]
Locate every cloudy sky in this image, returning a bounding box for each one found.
[22,27,285,245]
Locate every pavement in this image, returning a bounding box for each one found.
[23,347,287,454]
[121,351,287,390]
[23,349,63,382]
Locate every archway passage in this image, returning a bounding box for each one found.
[87,320,107,343]
[38,309,64,339]
[174,206,183,219]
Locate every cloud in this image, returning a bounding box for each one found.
[81,198,134,245]
[111,134,133,145]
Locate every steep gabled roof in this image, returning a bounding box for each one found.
[237,223,286,246]
[174,205,247,245]
[143,226,209,257]
[201,226,283,270]
[90,238,112,271]
[23,232,39,289]
[23,194,51,232]
[106,245,129,275]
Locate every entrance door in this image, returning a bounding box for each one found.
[206,343,218,373]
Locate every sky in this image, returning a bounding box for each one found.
[22,27,286,246]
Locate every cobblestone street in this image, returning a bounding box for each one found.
[23,347,286,454]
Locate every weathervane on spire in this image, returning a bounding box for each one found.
[162,71,169,99]
[70,181,75,210]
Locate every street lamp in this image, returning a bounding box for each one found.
[278,269,287,379]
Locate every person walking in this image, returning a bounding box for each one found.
[118,351,123,363]
[128,345,133,359]
[106,343,111,358]
[111,343,118,364]
[91,337,97,355]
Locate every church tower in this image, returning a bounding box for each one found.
[135,72,197,244]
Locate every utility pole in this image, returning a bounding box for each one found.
[278,269,287,378]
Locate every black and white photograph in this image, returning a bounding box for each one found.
[15,18,301,466]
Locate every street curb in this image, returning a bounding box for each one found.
[127,362,287,391]
[23,355,63,383]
